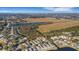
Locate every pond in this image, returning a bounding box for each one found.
[50,47,77,51]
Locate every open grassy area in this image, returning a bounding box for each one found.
[24,18,79,33]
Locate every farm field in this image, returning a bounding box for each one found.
[23,18,79,33]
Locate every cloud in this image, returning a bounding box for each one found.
[54,8,72,12]
[44,7,73,13]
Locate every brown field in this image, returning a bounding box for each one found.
[22,18,79,33]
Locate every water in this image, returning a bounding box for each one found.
[50,47,77,51]
[10,22,50,27]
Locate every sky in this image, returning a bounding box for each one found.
[0,7,79,13]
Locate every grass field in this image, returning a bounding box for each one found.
[23,18,79,33]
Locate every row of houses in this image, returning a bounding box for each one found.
[50,33,79,49]
[22,37,57,51]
